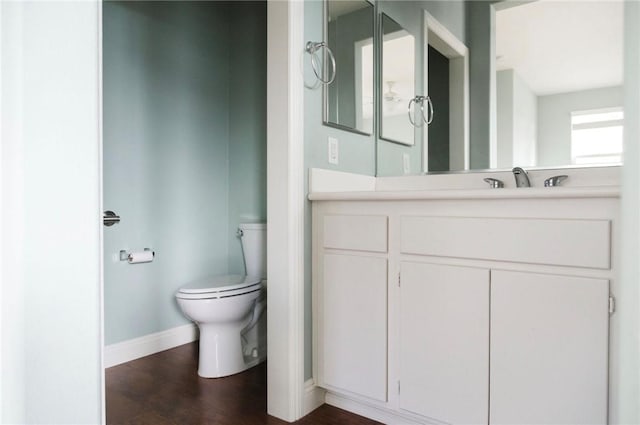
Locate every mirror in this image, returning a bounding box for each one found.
[317,0,624,176]
[380,13,416,146]
[494,0,624,170]
[324,0,375,135]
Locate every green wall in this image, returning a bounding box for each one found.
[103,1,266,345]
[228,3,268,278]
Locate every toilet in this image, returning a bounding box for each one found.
[176,223,267,378]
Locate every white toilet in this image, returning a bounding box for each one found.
[176,223,267,378]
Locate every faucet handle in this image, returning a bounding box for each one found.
[483,177,504,188]
[544,175,568,187]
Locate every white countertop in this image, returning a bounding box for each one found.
[308,186,620,201]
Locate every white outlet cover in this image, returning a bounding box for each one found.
[403,153,411,174]
[328,137,339,164]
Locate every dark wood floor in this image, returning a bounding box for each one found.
[106,342,381,425]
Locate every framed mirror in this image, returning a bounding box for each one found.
[324,0,375,136]
[379,12,416,146]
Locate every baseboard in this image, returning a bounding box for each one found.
[302,379,326,417]
[104,323,198,368]
[325,392,442,425]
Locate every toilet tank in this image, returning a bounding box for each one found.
[239,223,266,279]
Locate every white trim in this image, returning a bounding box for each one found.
[423,10,469,172]
[266,0,306,421]
[618,1,640,422]
[0,2,5,418]
[0,0,4,416]
[1,4,26,421]
[302,379,326,417]
[103,324,198,368]
[309,168,376,193]
[97,1,105,423]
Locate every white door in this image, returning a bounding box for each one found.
[399,261,490,424]
[490,270,609,424]
[320,253,388,402]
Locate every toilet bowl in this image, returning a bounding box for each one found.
[176,223,267,378]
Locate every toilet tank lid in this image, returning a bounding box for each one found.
[178,274,261,294]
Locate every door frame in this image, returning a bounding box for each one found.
[265,0,306,421]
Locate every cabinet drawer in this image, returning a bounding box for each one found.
[324,215,388,253]
[400,216,610,269]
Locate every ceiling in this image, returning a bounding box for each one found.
[495,0,624,96]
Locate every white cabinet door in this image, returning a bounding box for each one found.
[320,253,388,401]
[400,262,490,424]
[490,270,609,425]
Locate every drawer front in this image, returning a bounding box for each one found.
[401,216,611,269]
[324,215,388,253]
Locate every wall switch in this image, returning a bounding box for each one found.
[403,153,411,174]
[328,137,339,164]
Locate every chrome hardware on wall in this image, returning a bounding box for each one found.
[544,175,568,187]
[483,177,504,188]
[103,210,120,227]
[305,41,336,85]
[407,95,434,127]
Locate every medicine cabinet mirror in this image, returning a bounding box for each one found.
[324,0,375,136]
[379,13,416,146]
[320,0,623,176]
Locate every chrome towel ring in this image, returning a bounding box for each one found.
[306,41,336,85]
[407,95,434,127]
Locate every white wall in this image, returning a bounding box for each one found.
[0,2,102,423]
[537,86,623,167]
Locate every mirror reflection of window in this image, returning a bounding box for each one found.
[571,108,623,165]
[325,0,374,135]
[495,0,623,168]
[380,13,415,146]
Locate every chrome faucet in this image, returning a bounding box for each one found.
[512,167,531,187]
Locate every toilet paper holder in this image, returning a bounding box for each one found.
[119,248,155,262]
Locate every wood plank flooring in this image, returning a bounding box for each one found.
[106,342,381,425]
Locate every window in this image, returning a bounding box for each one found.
[571,108,623,165]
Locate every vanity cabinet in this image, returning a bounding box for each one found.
[312,193,617,425]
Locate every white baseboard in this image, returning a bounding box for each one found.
[302,379,326,417]
[104,323,198,368]
[325,392,442,425]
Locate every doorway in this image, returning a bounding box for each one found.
[102,0,268,418]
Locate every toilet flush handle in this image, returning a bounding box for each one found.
[237,228,244,238]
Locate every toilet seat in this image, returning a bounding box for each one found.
[176,274,262,300]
